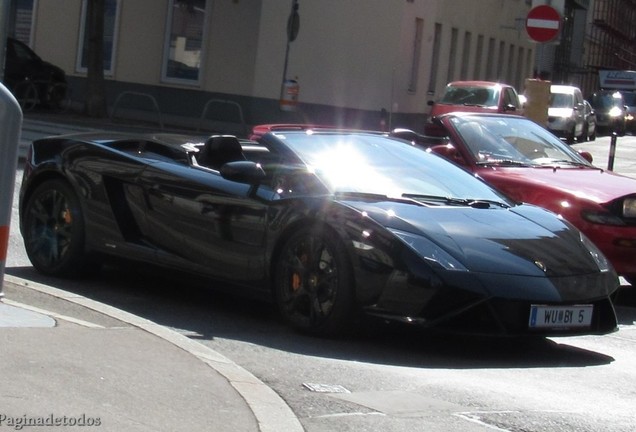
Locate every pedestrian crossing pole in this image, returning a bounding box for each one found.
[608,132,617,171]
[0,84,23,297]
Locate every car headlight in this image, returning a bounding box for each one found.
[388,229,468,272]
[581,210,625,226]
[609,107,623,117]
[579,232,611,272]
[623,198,636,218]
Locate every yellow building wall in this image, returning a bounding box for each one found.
[32,0,83,76]
[26,0,535,117]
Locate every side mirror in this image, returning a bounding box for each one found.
[503,104,517,112]
[220,161,266,184]
[428,144,466,165]
[578,151,593,163]
[427,100,434,106]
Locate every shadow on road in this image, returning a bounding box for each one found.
[7,264,624,370]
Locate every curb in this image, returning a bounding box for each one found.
[4,274,304,432]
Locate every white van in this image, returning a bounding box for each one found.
[547,85,585,144]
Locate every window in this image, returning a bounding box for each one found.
[162,0,209,84]
[503,87,519,110]
[447,28,458,82]
[474,35,484,80]
[516,47,524,89]
[408,18,424,93]
[497,41,505,80]
[427,23,442,94]
[525,49,533,79]
[76,0,121,75]
[507,44,515,84]
[486,38,495,81]
[11,0,35,44]
[460,32,471,80]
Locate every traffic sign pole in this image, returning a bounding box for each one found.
[0,84,23,296]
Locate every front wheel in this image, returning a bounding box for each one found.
[47,82,71,112]
[22,180,98,277]
[274,226,355,336]
[14,80,38,111]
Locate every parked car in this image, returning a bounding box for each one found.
[3,37,67,109]
[583,100,597,141]
[19,129,618,337]
[620,90,636,133]
[588,90,627,136]
[547,85,585,144]
[425,81,522,135]
[393,112,636,284]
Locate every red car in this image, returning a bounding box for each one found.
[249,123,336,140]
[425,81,522,135]
[394,112,636,284]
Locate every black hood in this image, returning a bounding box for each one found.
[340,199,604,277]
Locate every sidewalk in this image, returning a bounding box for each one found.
[0,275,303,432]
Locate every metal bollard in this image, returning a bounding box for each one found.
[0,83,23,296]
[607,132,617,171]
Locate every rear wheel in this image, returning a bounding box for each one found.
[566,127,576,144]
[14,79,38,111]
[23,180,98,277]
[274,226,354,336]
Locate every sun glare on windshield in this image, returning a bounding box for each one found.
[308,143,402,196]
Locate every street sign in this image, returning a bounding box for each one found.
[526,5,561,43]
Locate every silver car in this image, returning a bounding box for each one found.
[547,85,585,144]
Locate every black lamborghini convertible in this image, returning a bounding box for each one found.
[19,128,619,336]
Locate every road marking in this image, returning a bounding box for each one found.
[2,298,105,328]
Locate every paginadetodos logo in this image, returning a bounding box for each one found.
[0,414,101,430]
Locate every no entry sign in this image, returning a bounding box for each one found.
[526,5,561,43]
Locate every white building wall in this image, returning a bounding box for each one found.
[114,1,166,85]
[32,0,83,75]
[26,0,536,121]
[254,0,404,111]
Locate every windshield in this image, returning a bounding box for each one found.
[271,131,509,203]
[439,85,498,107]
[590,92,624,110]
[550,93,574,109]
[450,115,594,167]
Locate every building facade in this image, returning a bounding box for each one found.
[581,0,636,95]
[6,0,537,133]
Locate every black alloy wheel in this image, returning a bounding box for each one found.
[23,180,97,277]
[274,226,354,336]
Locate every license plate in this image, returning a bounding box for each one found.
[528,304,593,329]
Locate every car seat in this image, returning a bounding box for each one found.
[197,135,246,170]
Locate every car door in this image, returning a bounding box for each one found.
[573,90,585,136]
[137,162,271,284]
